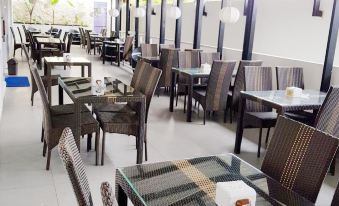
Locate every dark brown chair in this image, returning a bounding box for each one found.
[159,44,175,53]
[120,36,134,63]
[200,52,220,65]
[243,66,277,158]
[86,30,102,54]
[58,128,116,206]
[17,27,30,52]
[141,43,158,57]
[10,26,22,57]
[331,182,339,206]
[176,50,201,111]
[262,116,339,203]
[31,67,99,170]
[193,60,236,124]
[95,62,162,165]
[229,60,263,123]
[314,86,339,175]
[158,48,179,93]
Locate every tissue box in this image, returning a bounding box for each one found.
[215,181,256,206]
[63,53,71,62]
[201,63,211,70]
[285,87,302,97]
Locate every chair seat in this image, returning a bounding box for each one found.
[245,112,277,128]
[285,111,314,125]
[51,104,90,116]
[93,103,135,114]
[96,112,139,135]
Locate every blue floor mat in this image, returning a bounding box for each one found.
[5,76,30,87]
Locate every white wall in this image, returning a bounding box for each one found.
[136,0,338,90]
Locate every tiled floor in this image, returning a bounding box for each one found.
[0,45,337,205]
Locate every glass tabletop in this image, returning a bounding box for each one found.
[117,154,313,206]
[44,56,91,64]
[241,90,326,108]
[36,37,63,44]
[60,77,135,98]
[173,67,211,77]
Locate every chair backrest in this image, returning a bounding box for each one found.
[276,67,304,90]
[200,52,220,65]
[244,66,272,112]
[85,30,92,48]
[63,32,69,43]
[158,48,178,87]
[159,44,175,53]
[232,60,263,109]
[10,27,17,44]
[123,36,134,60]
[131,60,162,122]
[178,50,200,68]
[141,43,158,57]
[314,86,339,137]
[30,67,52,140]
[262,116,339,203]
[66,33,74,53]
[55,29,62,38]
[58,128,93,206]
[206,60,236,111]
[332,182,339,206]
[17,27,24,43]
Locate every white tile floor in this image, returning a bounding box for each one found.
[0,45,337,205]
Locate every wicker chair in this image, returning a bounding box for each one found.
[159,44,175,53]
[141,43,158,57]
[176,50,201,111]
[120,36,134,63]
[31,67,99,170]
[331,182,339,206]
[193,60,236,124]
[79,28,86,48]
[276,66,314,125]
[10,26,22,57]
[17,27,30,52]
[229,60,263,123]
[21,44,60,106]
[86,30,102,54]
[58,128,116,206]
[200,52,220,65]
[262,116,339,203]
[314,86,339,175]
[158,48,179,93]
[243,66,277,158]
[95,62,162,165]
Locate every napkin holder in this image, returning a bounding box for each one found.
[63,53,72,62]
[201,63,211,70]
[215,181,256,206]
[285,87,303,97]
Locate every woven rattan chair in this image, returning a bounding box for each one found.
[10,26,22,57]
[58,128,116,206]
[229,60,263,123]
[176,50,201,111]
[276,66,314,125]
[193,60,236,124]
[314,86,339,175]
[86,30,102,54]
[200,52,220,65]
[120,36,134,63]
[243,66,277,158]
[95,62,162,165]
[17,27,30,52]
[158,48,179,93]
[159,44,175,53]
[141,43,158,57]
[331,182,339,206]
[31,67,99,170]
[262,116,339,203]
[21,44,60,106]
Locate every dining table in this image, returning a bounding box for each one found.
[115,153,314,206]
[36,37,64,69]
[44,56,92,105]
[169,67,211,122]
[58,77,146,164]
[102,40,125,66]
[234,90,327,154]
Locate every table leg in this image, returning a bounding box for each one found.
[46,62,52,105]
[81,65,84,77]
[186,77,193,122]
[116,184,128,206]
[58,85,63,105]
[136,100,145,164]
[169,71,176,112]
[102,42,106,64]
[234,95,246,154]
[75,102,81,150]
[117,44,121,67]
[88,64,92,77]
[94,38,96,55]
[38,43,42,70]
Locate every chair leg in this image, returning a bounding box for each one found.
[257,127,263,158]
[87,133,92,152]
[224,109,227,123]
[95,130,100,166]
[31,91,34,106]
[46,149,51,170]
[230,107,233,124]
[41,125,44,142]
[175,93,179,107]
[144,138,148,161]
[43,140,47,157]
[183,95,186,113]
[101,132,106,165]
[203,109,206,125]
[265,127,271,146]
